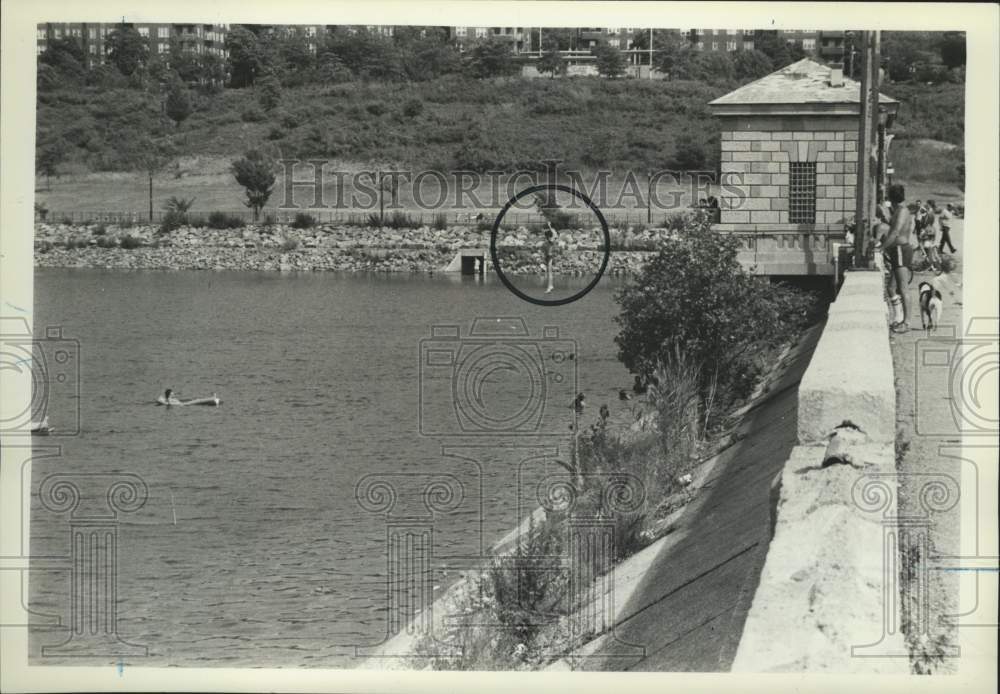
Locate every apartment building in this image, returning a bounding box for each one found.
[688,29,757,53]
[449,26,532,53]
[37,22,229,67]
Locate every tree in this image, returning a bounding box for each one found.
[105,26,149,77]
[537,47,566,78]
[464,37,519,79]
[125,135,176,222]
[752,30,793,69]
[614,217,813,424]
[232,149,277,222]
[939,32,966,69]
[651,32,694,79]
[731,49,774,82]
[541,28,576,51]
[256,72,282,110]
[592,43,626,79]
[407,43,462,81]
[225,26,263,87]
[36,138,68,190]
[164,80,192,127]
[667,134,707,170]
[39,37,87,80]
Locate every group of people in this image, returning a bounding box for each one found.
[875,184,959,334]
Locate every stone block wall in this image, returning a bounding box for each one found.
[718,116,860,230]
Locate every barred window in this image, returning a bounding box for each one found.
[789,162,817,224]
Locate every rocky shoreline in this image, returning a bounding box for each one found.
[33,222,664,275]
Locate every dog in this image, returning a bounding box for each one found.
[918,281,944,332]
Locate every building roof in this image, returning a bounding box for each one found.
[709,58,899,116]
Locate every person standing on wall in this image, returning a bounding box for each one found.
[880,183,916,333]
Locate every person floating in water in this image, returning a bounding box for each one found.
[573,392,586,415]
[632,375,647,395]
[543,222,557,294]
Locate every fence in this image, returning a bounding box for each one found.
[38,208,707,229]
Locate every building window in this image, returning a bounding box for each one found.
[138,27,149,37]
[609,38,619,48]
[53,28,62,38]
[726,41,736,51]
[696,41,704,50]
[89,44,96,54]
[803,38,816,50]
[455,27,466,37]
[475,27,487,38]
[711,41,718,50]
[37,28,46,40]
[789,162,817,224]
[37,45,45,55]
[158,27,169,38]
[89,28,97,39]
[743,41,754,50]
[607,27,618,34]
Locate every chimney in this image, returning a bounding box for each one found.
[829,64,844,87]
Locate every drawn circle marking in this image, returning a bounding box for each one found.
[490,184,611,307]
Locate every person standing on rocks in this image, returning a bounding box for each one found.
[543,222,557,294]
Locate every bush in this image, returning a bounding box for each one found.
[291,212,317,229]
[241,107,266,122]
[614,215,818,428]
[159,211,186,234]
[207,211,246,229]
[91,223,107,236]
[432,212,448,230]
[385,210,419,229]
[267,125,286,140]
[96,236,118,248]
[280,237,299,252]
[401,98,424,118]
[34,202,49,221]
[365,102,387,117]
[119,234,144,249]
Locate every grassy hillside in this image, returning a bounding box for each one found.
[35,76,965,216]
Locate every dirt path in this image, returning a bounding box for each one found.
[888,218,965,674]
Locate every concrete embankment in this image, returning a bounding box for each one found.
[356,323,825,671]
[732,271,908,673]
[32,222,659,275]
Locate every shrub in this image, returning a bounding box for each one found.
[291,212,317,229]
[365,102,387,117]
[207,211,246,229]
[267,125,286,141]
[34,202,49,221]
[432,212,448,230]
[280,237,299,252]
[401,98,424,118]
[119,234,144,249]
[96,236,118,248]
[241,107,266,123]
[91,223,107,236]
[385,210,420,229]
[614,215,818,428]
[159,211,186,234]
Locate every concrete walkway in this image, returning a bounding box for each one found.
[888,219,965,673]
[562,324,825,671]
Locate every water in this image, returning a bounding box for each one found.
[28,269,635,667]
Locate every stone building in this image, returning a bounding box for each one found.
[708,58,898,275]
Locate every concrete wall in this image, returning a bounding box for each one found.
[733,271,908,673]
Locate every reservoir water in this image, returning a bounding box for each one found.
[28,269,635,667]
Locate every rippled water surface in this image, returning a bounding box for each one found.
[29,269,635,667]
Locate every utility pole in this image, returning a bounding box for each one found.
[854,30,879,268]
[649,27,653,78]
